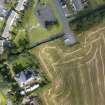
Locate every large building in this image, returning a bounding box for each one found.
[14,68,41,95]
[35,2,57,28]
[14,68,40,87]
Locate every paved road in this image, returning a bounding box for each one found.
[54,0,76,39]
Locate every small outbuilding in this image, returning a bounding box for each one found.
[64,33,76,46]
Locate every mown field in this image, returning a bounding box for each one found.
[33,24,105,105]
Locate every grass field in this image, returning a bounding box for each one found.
[32,24,105,105]
[0,91,6,105]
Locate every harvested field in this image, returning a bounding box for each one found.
[34,25,105,105]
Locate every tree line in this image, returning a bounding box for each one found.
[69,4,105,33]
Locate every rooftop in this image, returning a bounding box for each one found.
[15,69,35,87]
[2,10,19,39]
[15,0,28,11]
[35,3,57,28]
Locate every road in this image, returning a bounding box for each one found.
[54,0,76,37]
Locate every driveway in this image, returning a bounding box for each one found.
[54,0,76,37]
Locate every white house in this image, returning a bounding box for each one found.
[15,0,28,12]
[14,70,35,87]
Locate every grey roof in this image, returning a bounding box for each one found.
[71,0,83,11]
[35,4,56,27]
[64,34,76,45]
[2,11,19,39]
[16,70,33,81]
[0,6,8,17]
[15,70,35,87]
[16,71,26,83]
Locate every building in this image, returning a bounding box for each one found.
[2,11,19,39]
[20,84,39,95]
[70,0,88,12]
[64,34,76,46]
[15,0,28,12]
[0,6,8,17]
[0,0,28,55]
[14,68,41,95]
[35,2,57,28]
[15,69,37,87]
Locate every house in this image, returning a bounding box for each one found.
[0,0,28,55]
[15,69,35,87]
[15,0,28,12]
[14,68,41,95]
[20,84,39,95]
[0,6,8,17]
[14,68,41,87]
[2,10,19,39]
[35,2,57,28]
[2,0,28,39]
[2,11,19,39]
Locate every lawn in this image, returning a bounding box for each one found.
[4,0,16,10]
[13,29,26,47]
[0,91,6,105]
[34,24,105,105]
[0,19,4,33]
[22,0,63,44]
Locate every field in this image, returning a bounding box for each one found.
[32,24,105,105]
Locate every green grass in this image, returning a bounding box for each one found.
[0,91,6,105]
[13,29,26,47]
[4,0,16,10]
[0,19,4,32]
[12,54,34,68]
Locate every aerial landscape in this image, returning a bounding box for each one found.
[0,0,105,105]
